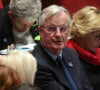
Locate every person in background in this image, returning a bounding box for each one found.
[66,6,100,90]
[0,50,40,90]
[32,5,93,90]
[0,0,41,50]
[0,65,21,90]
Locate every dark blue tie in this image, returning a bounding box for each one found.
[56,56,78,90]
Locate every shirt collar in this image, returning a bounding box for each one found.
[44,48,62,61]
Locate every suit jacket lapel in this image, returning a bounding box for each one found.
[63,48,74,68]
[62,47,78,86]
[36,44,70,88]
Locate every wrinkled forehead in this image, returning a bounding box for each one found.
[44,11,68,27]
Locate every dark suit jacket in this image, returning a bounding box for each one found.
[80,59,100,90]
[14,84,34,90]
[0,5,39,50]
[14,83,42,90]
[32,44,93,90]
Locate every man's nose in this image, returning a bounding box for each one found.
[54,28,61,36]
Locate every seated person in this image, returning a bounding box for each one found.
[0,65,21,90]
[32,5,93,90]
[0,0,41,50]
[0,50,39,90]
[66,6,100,90]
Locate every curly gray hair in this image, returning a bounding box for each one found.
[9,0,42,21]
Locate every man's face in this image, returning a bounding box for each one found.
[11,17,34,32]
[40,11,69,55]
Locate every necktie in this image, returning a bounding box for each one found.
[56,56,78,90]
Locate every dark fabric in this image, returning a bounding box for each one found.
[0,5,39,50]
[56,56,77,90]
[14,83,41,90]
[66,39,100,90]
[14,84,34,90]
[80,60,100,90]
[66,39,100,65]
[32,43,93,90]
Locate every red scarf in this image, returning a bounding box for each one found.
[66,39,100,65]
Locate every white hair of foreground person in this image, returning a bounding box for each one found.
[0,50,37,85]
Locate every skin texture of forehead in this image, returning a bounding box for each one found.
[45,11,68,27]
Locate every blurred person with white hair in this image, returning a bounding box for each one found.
[0,0,42,51]
[0,50,41,90]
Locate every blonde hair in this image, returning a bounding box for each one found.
[70,6,100,38]
[0,50,37,85]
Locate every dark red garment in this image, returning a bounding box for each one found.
[66,39,100,65]
[58,0,100,16]
[0,0,3,9]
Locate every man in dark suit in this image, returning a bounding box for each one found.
[0,0,41,50]
[32,5,93,90]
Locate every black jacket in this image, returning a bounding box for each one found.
[80,59,100,90]
[32,44,93,90]
[14,84,34,90]
[14,83,42,90]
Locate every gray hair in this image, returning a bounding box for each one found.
[9,0,42,21]
[39,5,71,26]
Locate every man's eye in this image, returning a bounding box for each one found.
[48,27,56,31]
[96,36,100,40]
[60,26,67,31]
[21,24,26,27]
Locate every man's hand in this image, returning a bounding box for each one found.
[7,44,15,54]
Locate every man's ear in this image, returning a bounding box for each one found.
[39,26,41,34]
[39,26,43,37]
[8,11,12,19]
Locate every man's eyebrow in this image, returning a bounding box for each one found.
[45,21,68,27]
[45,24,55,27]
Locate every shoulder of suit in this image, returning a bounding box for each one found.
[63,47,78,56]
[63,47,75,52]
[14,83,34,90]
